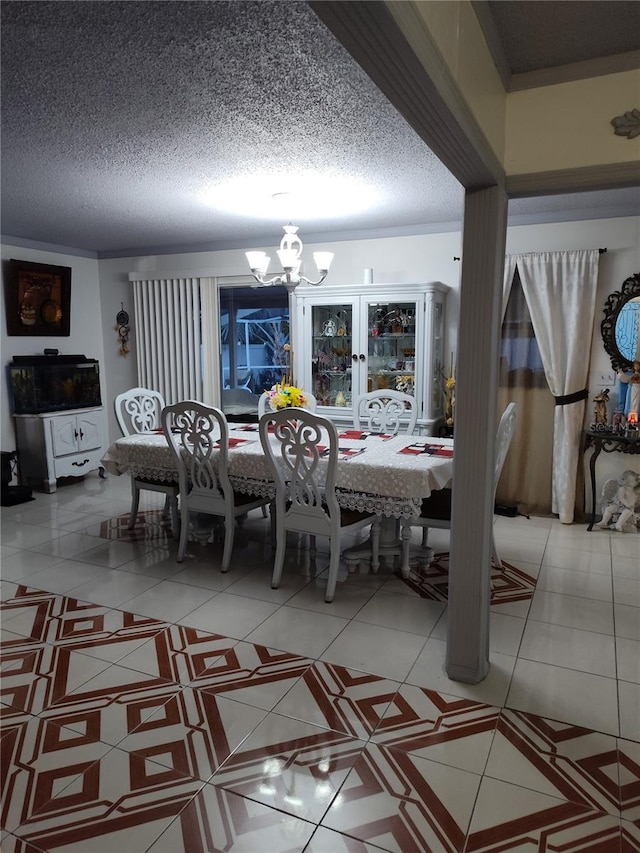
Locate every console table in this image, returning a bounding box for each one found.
[584,429,640,530]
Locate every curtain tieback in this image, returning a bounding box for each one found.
[554,389,588,406]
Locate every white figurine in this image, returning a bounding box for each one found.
[597,469,640,532]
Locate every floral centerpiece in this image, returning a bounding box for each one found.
[265,343,309,411]
[441,353,456,426]
[267,379,309,411]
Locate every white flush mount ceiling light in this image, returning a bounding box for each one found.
[200,172,378,219]
[246,223,334,291]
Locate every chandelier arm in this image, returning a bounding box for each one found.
[298,273,328,287]
[250,273,284,287]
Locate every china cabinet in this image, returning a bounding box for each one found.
[293,282,449,434]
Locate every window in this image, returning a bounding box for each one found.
[219,286,289,395]
[500,270,546,388]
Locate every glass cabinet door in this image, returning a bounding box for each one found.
[366,300,418,399]
[310,304,353,407]
[430,299,445,415]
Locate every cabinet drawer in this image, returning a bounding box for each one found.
[54,448,103,479]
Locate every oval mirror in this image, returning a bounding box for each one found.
[601,272,640,372]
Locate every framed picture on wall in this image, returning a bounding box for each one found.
[4,259,71,336]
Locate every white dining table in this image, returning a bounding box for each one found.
[101,424,454,568]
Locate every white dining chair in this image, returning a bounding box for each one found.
[162,401,271,571]
[399,402,517,578]
[258,390,317,417]
[114,387,180,533]
[260,408,380,602]
[354,389,418,435]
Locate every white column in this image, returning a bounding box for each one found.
[446,185,508,683]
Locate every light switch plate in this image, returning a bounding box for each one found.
[596,371,616,387]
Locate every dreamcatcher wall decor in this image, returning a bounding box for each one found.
[115,303,130,356]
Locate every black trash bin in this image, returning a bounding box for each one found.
[1,451,34,506]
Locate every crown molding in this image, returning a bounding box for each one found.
[507,161,640,198]
[470,0,511,92]
[510,51,640,92]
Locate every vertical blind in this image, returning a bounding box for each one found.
[131,277,203,404]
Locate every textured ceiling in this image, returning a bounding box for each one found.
[487,0,640,74]
[1,1,638,258]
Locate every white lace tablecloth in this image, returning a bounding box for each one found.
[101,428,453,519]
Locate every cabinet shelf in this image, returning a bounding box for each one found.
[370,370,416,376]
[373,332,415,338]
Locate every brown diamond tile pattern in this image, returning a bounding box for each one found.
[117,686,266,782]
[1,643,113,720]
[371,685,500,775]
[119,625,238,685]
[1,640,187,747]
[400,552,537,605]
[322,741,481,853]
[1,589,98,646]
[618,738,640,826]
[6,740,204,852]
[0,832,48,852]
[1,586,167,651]
[193,640,314,710]
[622,818,640,850]
[145,784,316,852]
[1,713,111,835]
[466,776,624,853]
[211,713,367,824]
[100,509,172,544]
[304,825,392,852]
[273,662,399,739]
[2,519,636,853]
[1,593,172,725]
[486,710,621,817]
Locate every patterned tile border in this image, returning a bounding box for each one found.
[211,713,368,824]
[146,783,316,852]
[1,586,168,650]
[487,709,621,816]
[7,742,204,852]
[99,510,173,544]
[2,534,638,853]
[273,662,399,740]
[466,775,624,853]
[192,641,314,710]
[322,741,480,853]
[400,552,537,605]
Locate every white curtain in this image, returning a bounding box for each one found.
[502,255,518,320]
[131,277,203,404]
[515,250,600,523]
[199,277,219,406]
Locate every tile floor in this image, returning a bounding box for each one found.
[1,472,638,852]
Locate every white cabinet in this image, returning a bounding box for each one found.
[293,282,449,434]
[14,407,106,493]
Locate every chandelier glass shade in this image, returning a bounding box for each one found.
[246,224,334,291]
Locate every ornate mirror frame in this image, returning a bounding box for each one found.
[601,272,640,372]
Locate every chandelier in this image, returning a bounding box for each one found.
[246,224,334,291]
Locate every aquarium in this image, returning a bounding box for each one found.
[9,354,102,414]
